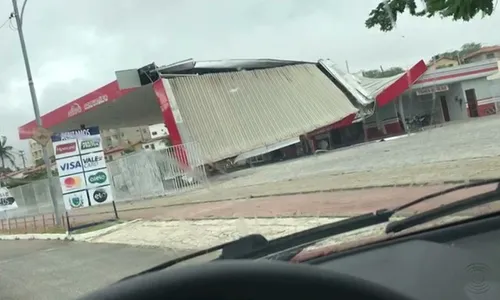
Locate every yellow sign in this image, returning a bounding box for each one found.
[31,126,53,146]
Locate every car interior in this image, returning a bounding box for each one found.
[78,208,500,300]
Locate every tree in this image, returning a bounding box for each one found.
[362,66,405,78]
[366,0,495,32]
[431,42,482,62]
[0,136,17,172]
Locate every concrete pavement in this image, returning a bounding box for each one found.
[0,240,188,300]
[64,182,500,226]
[88,215,471,251]
[57,115,500,221]
[86,181,497,251]
[8,116,500,232]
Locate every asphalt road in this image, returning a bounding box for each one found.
[0,240,189,300]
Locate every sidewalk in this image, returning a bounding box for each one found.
[68,155,500,222]
[89,214,472,250]
[67,180,500,227]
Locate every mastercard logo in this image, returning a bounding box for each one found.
[63,176,82,189]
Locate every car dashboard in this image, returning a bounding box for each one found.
[307,214,500,300]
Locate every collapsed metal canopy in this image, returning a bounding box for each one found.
[163,63,358,163]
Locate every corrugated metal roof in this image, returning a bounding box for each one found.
[357,74,401,98]
[158,58,311,75]
[233,137,300,163]
[318,59,373,106]
[166,64,358,163]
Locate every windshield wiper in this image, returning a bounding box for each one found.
[385,181,500,233]
[233,178,500,260]
[118,209,394,283]
[119,178,500,281]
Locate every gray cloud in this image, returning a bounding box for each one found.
[2,0,500,162]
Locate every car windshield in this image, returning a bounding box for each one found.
[1,0,500,298]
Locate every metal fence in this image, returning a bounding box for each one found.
[2,142,207,220]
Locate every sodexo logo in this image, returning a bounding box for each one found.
[60,160,82,172]
[88,171,107,185]
[80,139,100,151]
[93,189,108,203]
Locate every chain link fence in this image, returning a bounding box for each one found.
[1,143,207,220]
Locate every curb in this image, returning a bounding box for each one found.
[69,179,481,219]
[0,219,142,242]
[0,216,403,242]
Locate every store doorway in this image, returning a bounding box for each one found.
[465,89,479,118]
[440,95,450,122]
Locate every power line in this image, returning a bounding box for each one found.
[0,14,13,30]
[8,17,17,31]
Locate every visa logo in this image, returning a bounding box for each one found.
[60,161,82,171]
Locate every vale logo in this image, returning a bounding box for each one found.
[82,155,103,168]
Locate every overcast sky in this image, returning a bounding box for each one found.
[1,0,499,164]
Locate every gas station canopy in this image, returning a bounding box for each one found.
[18,58,427,164]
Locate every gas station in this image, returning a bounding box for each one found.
[18,58,427,167]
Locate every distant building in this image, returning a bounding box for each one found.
[142,123,170,151]
[427,56,459,71]
[142,137,170,151]
[463,46,500,64]
[28,139,54,166]
[104,142,143,162]
[148,123,169,139]
[100,126,151,149]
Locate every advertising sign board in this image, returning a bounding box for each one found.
[52,126,114,210]
[0,187,18,212]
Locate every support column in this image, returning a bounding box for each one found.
[397,96,408,132]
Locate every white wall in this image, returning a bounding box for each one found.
[445,83,467,121]
[148,123,169,139]
[460,77,500,104]
[142,140,168,151]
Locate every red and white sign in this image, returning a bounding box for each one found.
[18,81,136,140]
[56,142,77,155]
[68,103,82,117]
[83,95,109,111]
[415,85,449,96]
[31,126,53,146]
[52,139,80,159]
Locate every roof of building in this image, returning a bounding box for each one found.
[165,62,358,162]
[463,45,500,60]
[413,58,498,88]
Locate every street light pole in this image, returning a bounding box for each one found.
[11,0,61,225]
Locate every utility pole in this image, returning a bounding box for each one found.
[11,0,60,224]
[18,150,26,169]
